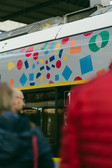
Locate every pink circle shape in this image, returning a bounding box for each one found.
[33,52,39,60]
[25,46,34,57]
[49,81,54,84]
[20,48,26,52]
[17,60,23,70]
[84,32,93,36]
[56,60,61,68]
[62,38,69,45]
[74,76,82,81]
[46,73,50,79]
[45,60,48,64]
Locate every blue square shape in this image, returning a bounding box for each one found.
[55,74,59,81]
[29,73,34,81]
[19,73,27,86]
[62,65,72,81]
[32,64,36,69]
[80,55,93,75]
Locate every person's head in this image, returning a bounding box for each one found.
[11,88,25,114]
[0,82,14,114]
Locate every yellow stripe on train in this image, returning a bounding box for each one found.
[17,80,89,90]
[53,158,61,162]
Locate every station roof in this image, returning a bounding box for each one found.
[0,0,90,24]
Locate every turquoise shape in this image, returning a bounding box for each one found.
[80,55,93,75]
[29,73,34,81]
[62,66,72,81]
[32,64,36,69]
[55,74,59,81]
[49,42,56,49]
[19,73,27,86]
[44,50,49,55]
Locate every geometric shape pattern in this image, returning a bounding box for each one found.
[49,55,55,62]
[62,38,69,45]
[17,60,23,70]
[52,64,55,68]
[89,34,100,52]
[46,23,51,27]
[9,78,14,87]
[40,66,44,71]
[30,82,35,86]
[84,32,93,36]
[56,60,61,69]
[46,65,50,71]
[19,73,27,86]
[40,75,44,82]
[41,43,48,50]
[46,73,50,79]
[80,55,93,75]
[32,64,36,69]
[39,59,44,64]
[55,74,59,81]
[96,68,105,77]
[74,76,82,81]
[63,55,68,61]
[33,52,39,60]
[24,60,29,69]
[45,60,48,64]
[29,73,34,81]
[70,39,81,54]
[8,62,15,70]
[49,81,54,84]
[59,49,63,58]
[44,50,49,55]
[62,65,72,81]
[55,43,61,53]
[25,46,34,57]
[89,31,109,52]
[49,42,56,49]
[36,72,41,79]
[20,48,26,52]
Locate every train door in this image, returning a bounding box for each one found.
[21,84,75,156]
[22,88,58,155]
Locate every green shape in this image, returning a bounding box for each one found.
[41,43,48,50]
[89,30,109,52]
[89,34,100,52]
[99,31,109,48]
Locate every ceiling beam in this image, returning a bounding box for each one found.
[63,0,90,8]
[0,0,62,22]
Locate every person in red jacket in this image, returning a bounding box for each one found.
[60,70,112,168]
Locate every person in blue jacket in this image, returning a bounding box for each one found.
[0,83,54,168]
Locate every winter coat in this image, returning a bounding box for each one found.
[60,70,112,168]
[0,112,54,168]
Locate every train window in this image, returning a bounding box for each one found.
[22,90,56,143]
[43,108,55,142]
[22,107,40,126]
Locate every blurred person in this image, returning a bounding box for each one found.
[11,88,25,114]
[60,70,112,168]
[0,83,54,168]
[0,82,14,113]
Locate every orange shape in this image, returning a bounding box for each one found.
[70,39,81,54]
[9,78,14,87]
[96,68,105,76]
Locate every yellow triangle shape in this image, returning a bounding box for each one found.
[8,62,15,70]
